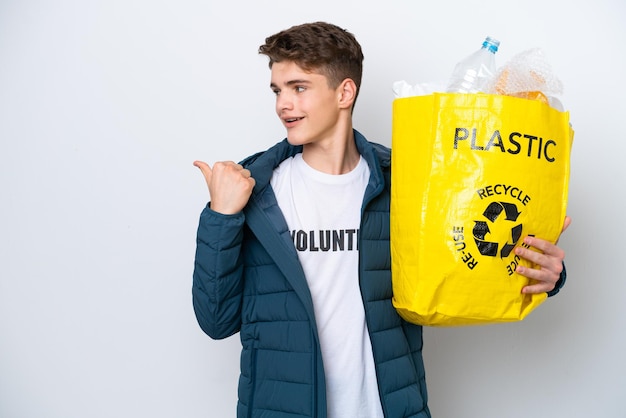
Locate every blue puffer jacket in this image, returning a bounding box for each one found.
[193,130,430,417]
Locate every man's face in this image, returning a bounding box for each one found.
[270,61,342,146]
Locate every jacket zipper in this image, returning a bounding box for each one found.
[358,168,388,417]
[247,348,258,418]
[313,336,317,418]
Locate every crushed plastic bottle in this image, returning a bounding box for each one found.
[446,37,500,93]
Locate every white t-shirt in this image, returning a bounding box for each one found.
[270,153,384,418]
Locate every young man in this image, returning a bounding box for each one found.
[192,22,569,418]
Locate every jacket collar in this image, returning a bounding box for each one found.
[241,129,389,193]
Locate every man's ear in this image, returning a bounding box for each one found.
[337,78,357,109]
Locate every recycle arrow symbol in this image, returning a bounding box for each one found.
[500,223,523,258]
[473,220,498,257]
[483,201,521,222]
[473,201,523,258]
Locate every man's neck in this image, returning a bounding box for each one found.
[301,126,360,175]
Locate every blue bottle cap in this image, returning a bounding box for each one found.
[483,37,500,53]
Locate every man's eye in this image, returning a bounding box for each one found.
[272,89,280,96]
[295,86,306,93]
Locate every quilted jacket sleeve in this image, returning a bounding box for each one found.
[192,204,246,339]
[547,262,567,297]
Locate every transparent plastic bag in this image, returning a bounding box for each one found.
[485,48,564,109]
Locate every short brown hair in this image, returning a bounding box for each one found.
[259,22,364,104]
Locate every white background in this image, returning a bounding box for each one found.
[1,1,624,417]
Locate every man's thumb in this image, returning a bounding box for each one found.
[193,160,212,181]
